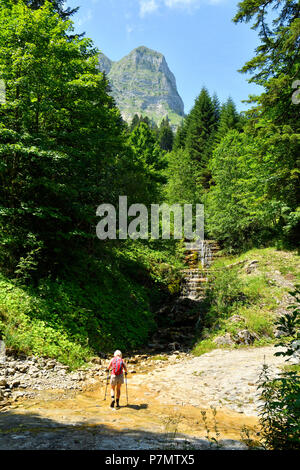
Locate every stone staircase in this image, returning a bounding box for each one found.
[181,240,220,300]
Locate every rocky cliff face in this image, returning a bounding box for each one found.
[98,46,184,128]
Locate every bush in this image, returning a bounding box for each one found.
[257,287,300,449]
[205,263,246,319]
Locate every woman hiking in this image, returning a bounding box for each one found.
[106,350,127,409]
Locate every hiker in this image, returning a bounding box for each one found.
[106,350,127,409]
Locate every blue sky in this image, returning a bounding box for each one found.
[65,0,262,114]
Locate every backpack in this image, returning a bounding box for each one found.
[111,357,124,376]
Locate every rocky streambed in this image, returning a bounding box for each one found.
[0,345,288,450]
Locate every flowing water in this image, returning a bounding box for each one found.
[0,341,5,364]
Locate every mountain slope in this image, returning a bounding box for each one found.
[98,46,185,128]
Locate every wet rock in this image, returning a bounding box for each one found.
[128,358,138,364]
[90,357,101,365]
[12,380,20,388]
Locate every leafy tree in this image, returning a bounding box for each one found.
[258,287,300,450]
[206,130,280,249]
[0,1,126,275]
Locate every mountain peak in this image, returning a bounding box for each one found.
[98,47,184,128]
[131,45,163,56]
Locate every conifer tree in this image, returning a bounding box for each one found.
[158,117,174,151]
[173,120,187,150]
[128,122,164,202]
[216,97,240,143]
[185,88,217,165]
[25,0,78,19]
[212,93,221,124]
[130,114,140,132]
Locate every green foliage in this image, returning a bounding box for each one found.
[192,338,216,356]
[215,97,242,144]
[25,0,79,19]
[184,88,218,190]
[205,130,294,250]
[0,1,131,276]
[228,0,300,249]
[128,121,165,202]
[193,247,299,354]
[205,264,246,319]
[158,118,174,152]
[257,288,300,450]
[164,148,201,205]
[0,259,156,366]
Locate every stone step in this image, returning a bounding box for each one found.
[182,287,206,293]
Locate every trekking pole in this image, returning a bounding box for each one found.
[125,373,128,406]
[104,370,110,401]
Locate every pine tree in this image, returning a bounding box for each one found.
[185,88,217,165]
[128,122,165,202]
[173,120,187,150]
[130,114,140,132]
[25,0,79,19]
[212,93,221,123]
[158,117,174,152]
[216,97,240,143]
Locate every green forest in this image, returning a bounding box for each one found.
[0,0,299,369]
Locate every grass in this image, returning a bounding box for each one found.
[0,239,184,368]
[192,247,299,357]
[151,355,168,361]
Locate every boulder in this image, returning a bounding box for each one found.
[230,315,244,324]
[234,330,257,345]
[213,333,234,346]
[245,260,259,274]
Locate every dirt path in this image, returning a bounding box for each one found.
[0,346,286,450]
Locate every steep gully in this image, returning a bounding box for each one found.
[149,240,220,352]
[0,241,285,449]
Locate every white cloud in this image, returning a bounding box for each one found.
[140,0,159,17]
[139,0,225,16]
[164,0,197,7]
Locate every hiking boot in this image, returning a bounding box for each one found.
[116,400,120,409]
[110,398,115,408]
